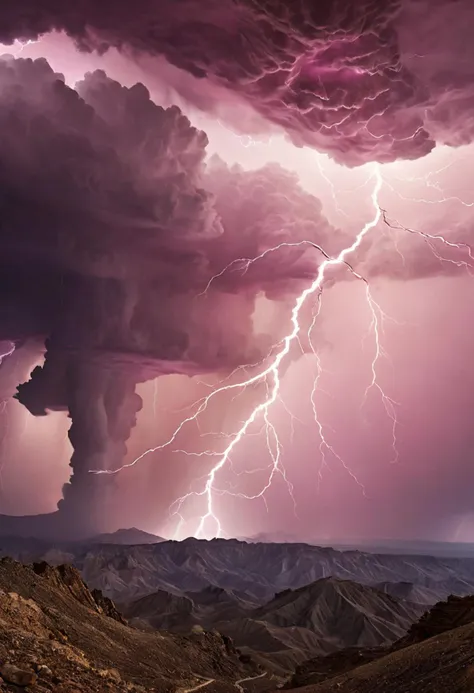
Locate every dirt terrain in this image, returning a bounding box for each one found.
[0,557,266,693]
[293,622,474,693]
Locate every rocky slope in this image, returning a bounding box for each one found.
[284,592,474,692]
[217,619,327,676]
[0,557,264,693]
[283,647,387,689]
[398,593,474,647]
[287,621,474,693]
[124,585,255,632]
[251,578,424,648]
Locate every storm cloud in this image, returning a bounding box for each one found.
[0,0,473,542]
[0,55,339,534]
[1,0,474,165]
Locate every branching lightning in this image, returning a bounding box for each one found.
[361,282,400,464]
[91,168,387,537]
[197,240,332,296]
[384,171,474,209]
[307,289,367,491]
[87,149,474,539]
[2,39,37,56]
[315,158,374,221]
[380,211,474,274]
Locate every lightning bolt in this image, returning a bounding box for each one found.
[384,170,474,209]
[307,290,368,491]
[2,39,37,56]
[361,282,400,464]
[197,240,332,296]
[215,120,273,149]
[314,158,374,221]
[380,211,474,274]
[85,81,474,538]
[90,156,473,539]
[91,167,388,537]
[0,342,15,366]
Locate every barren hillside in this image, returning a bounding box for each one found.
[0,557,265,693]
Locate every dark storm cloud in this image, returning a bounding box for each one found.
[0,55,339,526]
[2,0,473,165]
[0,55,220,525]
[0,56,338,365]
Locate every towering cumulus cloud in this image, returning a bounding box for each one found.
[0,55,336,536]
[1,0,474,165]
[0,57,220,534]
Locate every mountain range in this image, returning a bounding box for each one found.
[122,577,424,674]
[2,533,474,604]
[1,532,474,691]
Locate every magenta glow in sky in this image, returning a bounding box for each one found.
[0,0,474,543]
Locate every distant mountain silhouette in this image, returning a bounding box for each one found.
[86,527,165,545]
[2,536,474,606]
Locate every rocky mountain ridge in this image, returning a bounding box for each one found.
[1,536,473,605]
[123,577,424,675]
[0,535,474,692]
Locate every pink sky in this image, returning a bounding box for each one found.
[1,32,474,543]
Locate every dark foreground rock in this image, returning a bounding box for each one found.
[0,557,263,692]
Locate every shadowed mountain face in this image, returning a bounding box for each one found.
[251,578,423,647]
[216,579,424,675]
[123,578,424,674]
[124,585,256,630]
[284,594,474,692]
[373,581,444,606]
